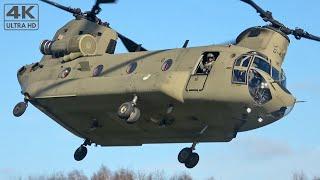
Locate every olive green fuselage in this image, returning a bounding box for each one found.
[17,19,296,146]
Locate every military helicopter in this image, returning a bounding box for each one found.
[13,0,319,169]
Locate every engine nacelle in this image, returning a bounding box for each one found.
[40,34,97,57]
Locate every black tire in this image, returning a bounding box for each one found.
[13,102,27,117]
[117,102,134,119]
[178,147,192,163]
[126,107,141,124]
[74,145,87,161]
[185,152,200,169]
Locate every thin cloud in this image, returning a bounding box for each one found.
[0,167,15,174]
[235,136,293,159]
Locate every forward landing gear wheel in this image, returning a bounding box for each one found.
[13,102,28,117]
[74,145,87,161]
[178,147,192,163]
[117,102,134,119]
[178,147,200,168]
[185,152,199,169]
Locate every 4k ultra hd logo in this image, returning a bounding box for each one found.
[4,4,39,30]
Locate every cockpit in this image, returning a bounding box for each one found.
[232,52,290,105]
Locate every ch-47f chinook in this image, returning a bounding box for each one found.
[13,0,320,168]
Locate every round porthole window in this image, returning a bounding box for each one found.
[126,62,137,74]
[161,59,173,71]
[59,67,71,79]
[93,64,104,77]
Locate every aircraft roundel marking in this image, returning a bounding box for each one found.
[161,59,173,71]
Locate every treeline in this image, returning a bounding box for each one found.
[293,171,320,180]
[26,165,215,180]
[23,167,320,180]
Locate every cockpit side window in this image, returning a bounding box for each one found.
[232,55,252,84]
[272,66,280,81]
[252,56,271,75]
[280,69,287,87]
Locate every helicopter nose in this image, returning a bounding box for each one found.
[264,81,296,119]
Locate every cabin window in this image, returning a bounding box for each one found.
[59,67,71,79]
[162,59,173,71]
[93,65,104,77]
[126,62,137,74]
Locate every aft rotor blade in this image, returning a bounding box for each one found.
[91,0,117,15]
[118,33,147,52]
[219,39,236,45]
[97,0,117,3]
[39,0,81,15]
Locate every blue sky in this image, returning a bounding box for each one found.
[1,0,320,179]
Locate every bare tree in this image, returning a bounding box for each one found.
[68,170,88,180]
[170,172,192,180]
[47,172,67,180]
[91,165,112,180]
[293,171,308,180]
[112,168,135,180]
[136,171,148,180]
[28,175,47,180]
[313,177,320,180]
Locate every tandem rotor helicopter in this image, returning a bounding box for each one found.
[13,0,319,168]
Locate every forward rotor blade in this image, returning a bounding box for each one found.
[118,33,147,52]
[240,0,320,42]
[240,0,284,28]
[292,28,320,42]
[240,0,266,18]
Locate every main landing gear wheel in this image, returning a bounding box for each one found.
[117,95,141,124]
[118,102,134,119]
[178,147,192,163]
[74,139,92,161]
[13,101,28,117]
[74,145,87,161]
[184,152,199,169]
[178,147,200,169]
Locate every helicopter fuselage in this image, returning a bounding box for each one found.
[16,19,296,146]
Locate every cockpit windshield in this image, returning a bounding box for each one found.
[252,56,271,75]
